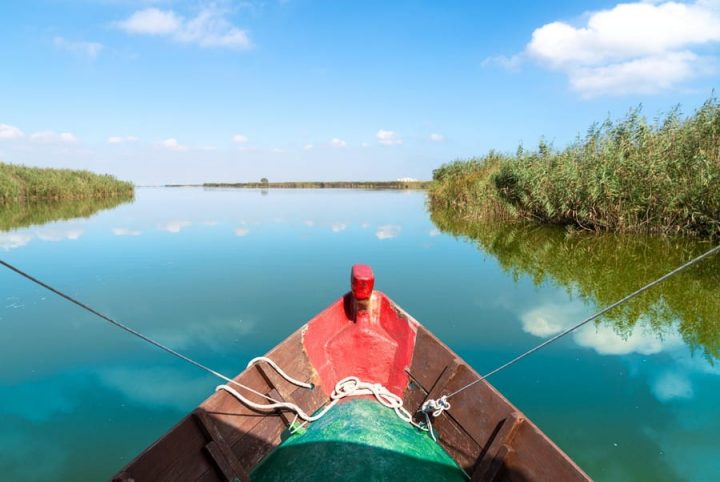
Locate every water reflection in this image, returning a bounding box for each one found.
[430,208,720,363]
[0,195,133,232]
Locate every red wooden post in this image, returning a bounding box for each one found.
[351,264,374,319]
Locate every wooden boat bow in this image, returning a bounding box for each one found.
[112,265,591,481]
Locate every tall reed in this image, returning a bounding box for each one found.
[0,163,134,202]
[429,96,720,238]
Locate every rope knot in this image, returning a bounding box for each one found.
[421,395,451,418]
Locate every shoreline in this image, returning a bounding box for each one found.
[165,181,431,189]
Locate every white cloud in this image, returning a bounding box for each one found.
[331,223,347,233]
[304,220,315,227]
[107,135,138,144]
[0,233,33,250]
[232,134,248,144]
[36,229,83,242]
[116,7,251,49]
[376,129,403,146]
[376,224,401,240]
[234,227,249,236]
[112,227,141,236]
[330,138,347,148]
[30,131,77,144]
[503,1,720,96]
[521,304,578,337]
[0,124,24,140]
[158,220,191,233]
[160,137,188,151]
[429,133,445,142]
[303,143,314,151]
[574,323,682,355]
[569,51,707,96]
[116,8,183,35]
[53,36,103,60]
[481,54,524,70]
[98,366,212,410]
[429,229,441,237]
[652,371,694,401]
[521,300,684,355]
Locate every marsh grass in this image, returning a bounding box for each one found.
[429,96,720,238]
[0,162,134,202]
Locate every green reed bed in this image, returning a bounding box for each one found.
[429,96,720,238]
[0,163,134,202]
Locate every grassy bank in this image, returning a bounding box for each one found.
[189,180,431,189]
[0,163,134,202]
[429,96,720,238]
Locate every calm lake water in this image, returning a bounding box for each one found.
[1,187,719,481]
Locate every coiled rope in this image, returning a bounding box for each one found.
[217,357,429,434]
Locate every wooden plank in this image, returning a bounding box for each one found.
[232,414,288,469]
[193,410,250,482]
[407,326,455,389]
[501,422,591,482]
[407,358,479,472]
[471,412,524,481]
[118,416,214,482]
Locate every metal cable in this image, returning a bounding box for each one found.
[446,243,720,400]
[0,259,280,404]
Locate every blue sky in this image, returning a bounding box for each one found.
[0,0,718,184]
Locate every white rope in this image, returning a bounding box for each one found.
[418,396,451,441]
[246,357,313,389]
[217,357,430,435]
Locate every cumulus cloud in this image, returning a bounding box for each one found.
[330,138,347,148]
[429,133,445,142]
[158,220,191,233]
[481,54,524,70]
[652,371,694,401]
[116,7,251,49]
[0,233,33,251]
[0,123,24,140]
[376,129,403,146]
[160,137,188,151]
[331,223,347,233]
[30,131,77,144]
[490,1,720,96]
[112,227,141,236]
[107,135,138,144]
[376,224,401,240]
[36,229,83,242]
[573,323,682,355]
[521,300,684,355]
[232,134,248,144]
[53,36,103,60]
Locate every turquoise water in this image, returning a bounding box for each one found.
[1,187,718,481]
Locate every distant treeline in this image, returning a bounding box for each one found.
[0,163,134,202]
[429,96,720,238]
[183,181,431,189]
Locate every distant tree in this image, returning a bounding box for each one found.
[260,177,269,184]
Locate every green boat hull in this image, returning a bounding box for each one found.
[251,399,466,481]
